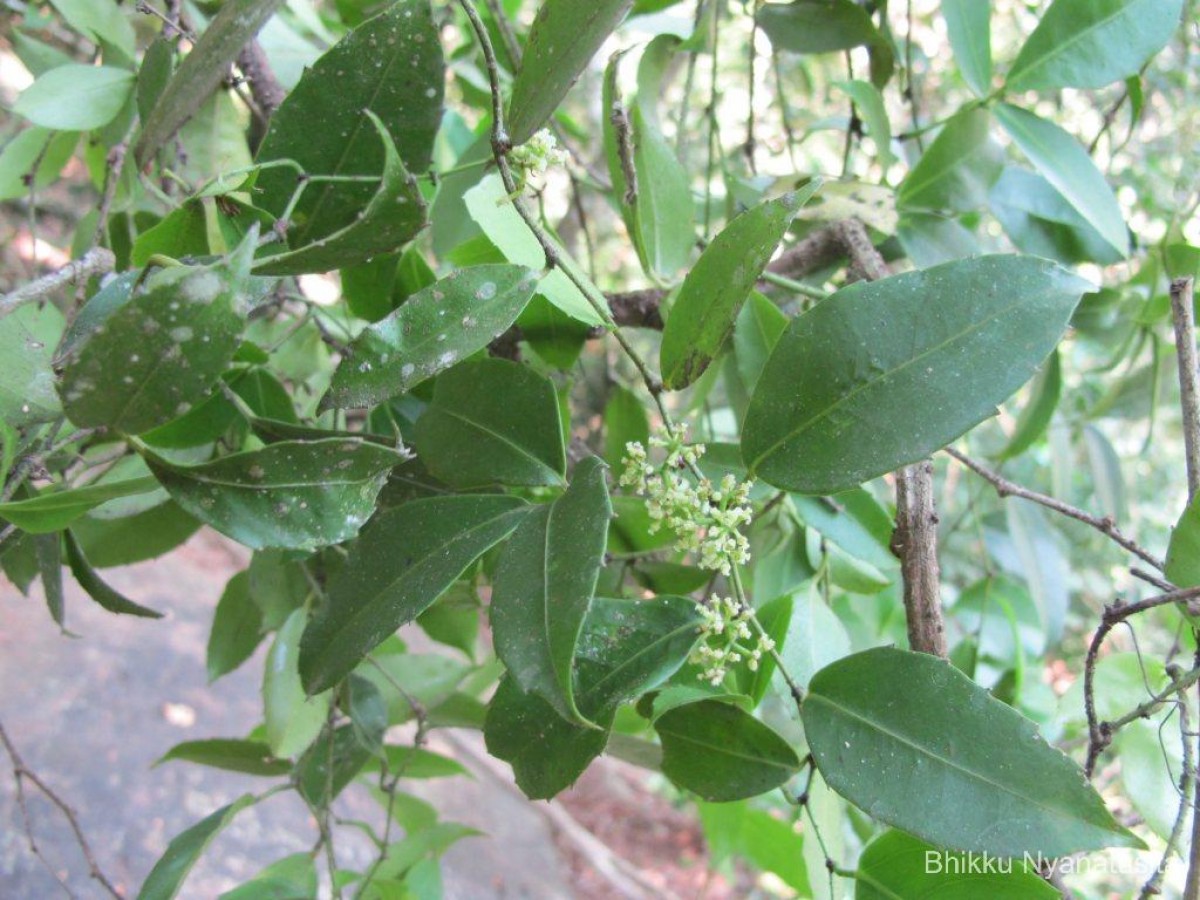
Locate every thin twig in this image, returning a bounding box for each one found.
[1140,673,1194,898]
[0,719,123,899]
[1172,278,1200,501]
[0,248,116,317]
[944,447,1165,571]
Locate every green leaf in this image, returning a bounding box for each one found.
[942,0,992,96]
[775,584,851,692]
[661,188,816,389]
[486,594,701,798]
[71,501,199,568]
[137,795,257,900]
[0,301,64,428]
[265,608,332,758]
[757,0,880,53]
[790,490,895,571]
[0,477,158,534]
[14,65,134,131]
[299,495,529,693]
[989,166,1125,266]
[491,456,612,725]
[34,532,65,627]
[897,107,1002,213]
[64,530,162,618]
[802,647,1142,856]
[157,739,290,776]
[1006,0,1183,92]
[697,801,807,893]
[628,36,694,279]
[295,725,372,805]
[414,359,566,489]
[218,854,316,900]
[324,265,538,408]
[655,699,801,801]
[603,385,650,469]
[133,0,285,166]
[136,36,174,123]
[1166,493,1200,587]
[207,571,265,682]
[743,255,1090,493]
[993,103,1129,258]
[484,678,610,799]
[49,0,135,60]
[58,238,255,435]
[255,0,443,249]
[855,829,1059,899]
[996,350,1059,461]
[463,174,603,325]
[0,127,78,202]
[1004,500,1069,643]
[255,113,426,275]
[143,438,401,552]
[835,81,894,170]
[506,0,634,146]
[733,292,789,394]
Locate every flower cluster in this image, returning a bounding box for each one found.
[689,595,777,685]
[509,129,569,178]
[619,424,752,576]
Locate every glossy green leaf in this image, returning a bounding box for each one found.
[743,255,1090,493]
[254,113,426,275]
[136,36,174,123]
[265,608,332,758]
[993,103,1129,257]
[14,65,134,131]
[414,359,566,488]
[295,725,372,805]
[299,495,529,693]
[803,647,1142,856]
[0,477,158,534]
[989,166,1125,266]
[157,739,290,776]
[506,0,634,146]
[486,594,701,798]
[656,699,801,801]
[255,0,443,249]
[661,188,816,389]
[491,456,612,725]
[757,0,880,53]
[999,350,1061,461]
[629,36,694,278]
[463,174,603,325]
[942,0,992,96]
[898,107,1002,213]
[58,238,254,435]
[855,829,1059,899]
[64,530,162,618]
[137,795,257,900]
[207,571,265,682]
[325,265,538,408]
[1006,0,1183,92]
[133,0,285,166]
[1166,493,1200,587]
[0,300,64,428]
[143,438,401,551]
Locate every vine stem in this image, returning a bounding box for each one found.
[455,0,673,427]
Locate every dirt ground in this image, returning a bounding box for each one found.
[0,529,743,899]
